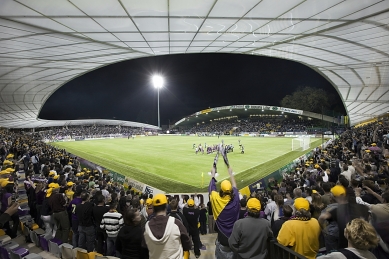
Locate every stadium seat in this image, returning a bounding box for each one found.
[39,236,49,252]
[76,249,89,259]
[9,247,29,259]
[76,250,102,259]
[72,247,87,259]
[30,231,40,247]
[61,243,74,259]
[0,235,11,244]
[23,254,43,259]
[1,241,19,252]
[49,238,63,258]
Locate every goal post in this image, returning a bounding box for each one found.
[292,136,311,151]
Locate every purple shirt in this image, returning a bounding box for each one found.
[0,193,11,213]
[68,197,82,221]
[209,178,240,238]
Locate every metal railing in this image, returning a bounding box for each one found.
[267,240,308,259]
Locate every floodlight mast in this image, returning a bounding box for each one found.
[152,75,164,129]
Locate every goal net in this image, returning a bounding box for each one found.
[292,136,310,151]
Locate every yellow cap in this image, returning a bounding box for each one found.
[294,198,309,210]
[312,190,317,194]
[2,160,13,165]
[76,173,81,177]
[46,188,53,197]
[221,180,232,193]
[0,170,10,175]
[49,171,56,176]
[48,183,60,189]
[331,185,346,197]
[67,181,75,186]
[53,175,59,180]
[365,150,371,153]
[153,194,167,206]
[247,198,261,211]
[6,154,14,159]
[371,143,376,146]
[187,199,195,207]
[5,168,15,172]
[145,198,153,206]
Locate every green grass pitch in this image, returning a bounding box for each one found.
[51,136,322,193]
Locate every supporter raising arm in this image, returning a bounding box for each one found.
[208,146,240,259]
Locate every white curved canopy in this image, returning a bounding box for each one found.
[0,0,388,128]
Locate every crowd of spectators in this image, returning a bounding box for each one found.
[36,125,150,141]
[0,116,388,259]
[186,118,316,134]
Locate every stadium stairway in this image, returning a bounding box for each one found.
[8,231,217,259]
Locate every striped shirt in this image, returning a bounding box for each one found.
[100,211,124,237]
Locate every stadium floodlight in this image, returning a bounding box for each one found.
[152,75,164,128]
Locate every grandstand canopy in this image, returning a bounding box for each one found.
[174,104,334,128]
[0,0,388,128]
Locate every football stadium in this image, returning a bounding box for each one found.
[0,1,389,259]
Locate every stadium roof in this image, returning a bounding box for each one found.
[17,119,159,130]
[0,0,388,128]
[174,104,337,127]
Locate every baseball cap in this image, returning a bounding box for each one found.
[53,175,59,180]
[145,198,153,206]
[221,180,232,193]
[371,143,376,146]
[2,160,13,165]
[0,170,10,175]
[5,168,14,172]
[46,188,53,197]
[247,198,261,211]
[187,198,195,207]
[153,194,167,206]
[294,198,309,210]
[331,185,346,197]
[67,181,75,187]
[48,183,60,189]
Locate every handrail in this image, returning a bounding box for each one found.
[267,239,308,259]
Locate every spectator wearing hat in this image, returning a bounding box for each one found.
[92,194,109,255]
[317,218,379,259]
[143,194,191,259]
[41,187,57,240]
[47,183,70,243]
[277,198,321,259]
[75,191,95,252]
[209,155,240,259]
[0,181,19,238]
[68,188,82,247]
[228,198,273,259]
[319,185,369,250]
[183,198,202,258]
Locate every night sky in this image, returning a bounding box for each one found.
[39,53,345,126]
